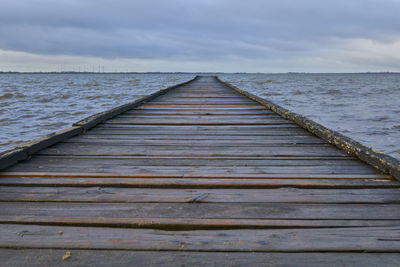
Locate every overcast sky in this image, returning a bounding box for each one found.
[1,0,400,72]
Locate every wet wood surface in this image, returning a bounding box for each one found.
[1,76,399,264]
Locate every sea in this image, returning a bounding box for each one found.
[1,73,399,160]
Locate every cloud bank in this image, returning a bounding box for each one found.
[1,0,399,72]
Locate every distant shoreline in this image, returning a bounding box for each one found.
[0,71,399,74]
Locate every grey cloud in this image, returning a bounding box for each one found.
[1,0,400,61]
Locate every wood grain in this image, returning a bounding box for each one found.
[1,250,399,267]
[1,224,400,251]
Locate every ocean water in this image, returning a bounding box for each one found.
[220,73,400,160]
[0,73,195,152]
[0,73,399,161]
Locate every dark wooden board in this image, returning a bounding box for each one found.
[36,144,349,158]
[3,202,400,220]
[0,218,400,231]
[8,164,376,174]
[116,114,285,119]
[1,187,400,203]
[85,124,312,135]
[105,117,292,124]
[103,122,295,126]
[1,224,400,251]
[2,216,400,229]
[8,156,368,167]
[4,162,378,175]
[1,250,399,267]
[60,140,327,147]
[74,134,322,140]
[13,155,357,160]
[146,101,258,105]
[0,172,388,179]
[94,124,301,129]
[123,109,276,115]
[85,130,312,137]
[65,136,326,144]
[138,105,267,109]
[0,177,397,189]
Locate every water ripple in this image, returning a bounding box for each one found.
[0,73,195,152]
[220,73,400,160]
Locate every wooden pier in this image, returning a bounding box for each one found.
[1,76,400,266]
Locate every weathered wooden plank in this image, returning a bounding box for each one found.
[106,117,292,124]
[119,114,281,119]
[12,154,358,160]
[1,224,400,251]
[116,114,284,119]
[36,144,349,157]
[156,94,247,97]
[146,101,257,105]
[150,101,257,105]
[1,187,399,203]
[0,177,396,189]
[8,156,368,168]
[123,109,276,115]
[85,131,312,137]
[105,119,292,124]
[86,130,311,138]
[54,141,332,148]
[5,162,378,175]
[154,96,253,99]
[65,136,326,145]
[137,105,266,109]
[8,164,376,175]
[2,202,400,219]
[1,250,399,267]
[85,127,312,136]
[79,132,317,138]
[103,121,295,126]
[154,94,246,97]
[94,124,301,130]
[166,93,239,95]
[155,94,250,98]
[2,215,400,229]
[92,126,303,134]
[0,172,388,179]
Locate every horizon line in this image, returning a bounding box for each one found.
[1,71,400,74]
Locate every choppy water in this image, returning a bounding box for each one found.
[1,73,399,161]
[0,73,195,151]
[219,73,400,160]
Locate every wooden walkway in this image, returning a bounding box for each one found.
[1,76,400,266]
